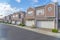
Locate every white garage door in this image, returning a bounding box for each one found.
[25,20,34,26]
[12,21,15,24]
[36,21,54,29]
[16,21,21,25]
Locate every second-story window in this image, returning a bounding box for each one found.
[19,14,21,18]
[21,14,24,18]
[28,11,33,15]
[9,16,11,19]
[36,9,44,15]
[48,7,52,12]
[16,15,18,17]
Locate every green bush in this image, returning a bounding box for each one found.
[9,22,12,24]
[52,29,58,33]
[19,23,25,26]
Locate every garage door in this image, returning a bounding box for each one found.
[36,21,54,29]
[25,20,34,26]
[16,21,21,25]
[58,20,60,29]
[12,21,15,24]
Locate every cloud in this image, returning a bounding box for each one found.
[51,0,58,2]
[51,0,60,5]
[28,0,38,3]
[0,3,20,18]
[15,0,21,3]
[58,0,60,5]
[32,0,38,3]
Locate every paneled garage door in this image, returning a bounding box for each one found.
[16,21,21,25]
[36,21,54,29]
[25,20,34,26]
[12,21,15,24]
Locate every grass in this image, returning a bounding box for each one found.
[52,29,58,33]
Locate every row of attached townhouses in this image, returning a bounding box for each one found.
[3,3,60,29]
[3,11,25,25]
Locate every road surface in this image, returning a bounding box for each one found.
[0,23,60,40]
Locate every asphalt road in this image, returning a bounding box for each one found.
[0,23,60,40]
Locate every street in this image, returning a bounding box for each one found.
[0,23,60,40]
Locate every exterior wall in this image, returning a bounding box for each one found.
[35,3,55,20]
[7,15,12,23]
[25,3,56,28]
[58,6,60,19]
[3,15,12,23]
[35,3,56,29]
[35,6,45,18]
[25,7,35,26]
[45,4,55,17]
[0,18,3,22]
[11,11,25,24]
[3,16,8,22]
[3,3,59,29]
[25,7,35,20]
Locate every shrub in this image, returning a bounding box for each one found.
[19,23,25,26]
[52,29,58,33]
[9,22,11,24]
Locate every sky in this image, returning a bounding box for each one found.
[0,0,59,18]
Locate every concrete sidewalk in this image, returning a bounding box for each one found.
[4,23,60,38]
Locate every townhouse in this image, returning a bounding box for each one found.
[7,14,12,23]
[25,7,35,27]
[3,14,12,23]
[35,3,56,29]
[3,16,8,23]
[3,3,60,29]
[11,11,25,25]
[25,3,60,29]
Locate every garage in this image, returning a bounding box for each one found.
[12,21,15,24]
[25,20,34,26]
[36,21,54,29]
[16,21,21,25]
[58,20,60,29]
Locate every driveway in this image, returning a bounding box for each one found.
[0,23,60,40]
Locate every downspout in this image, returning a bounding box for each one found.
[35,8,36,27]
[55,2,58,30]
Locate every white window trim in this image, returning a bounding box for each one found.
[28,11,33,15]
[36,9,44,15]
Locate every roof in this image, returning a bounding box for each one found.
[35,5,45,9]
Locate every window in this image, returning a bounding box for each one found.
[48,7,52,12]
[9,16,11,19]
[28,11,33,15]
[36,9,44,15]
[19,14,21,18]
[16,15,18,17]
[21,15,23,18]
